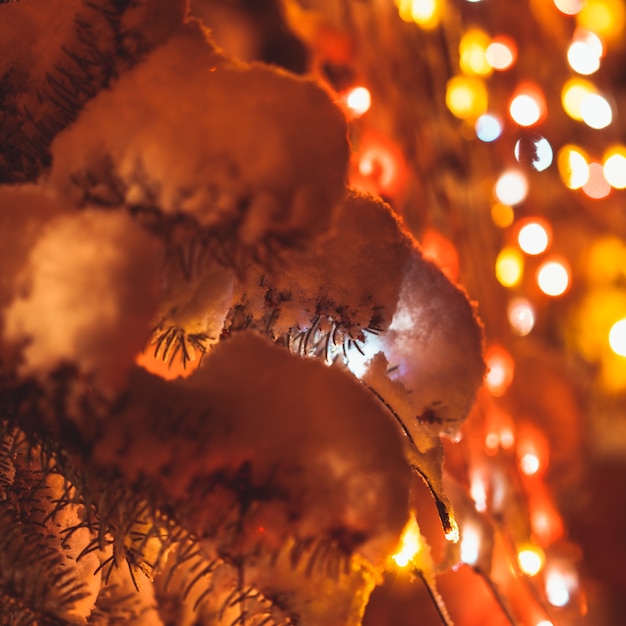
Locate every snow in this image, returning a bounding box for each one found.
[49,20,349,254]
[94,332,411,568]
[3,209,162,395]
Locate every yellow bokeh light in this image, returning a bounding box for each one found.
[392,517,422,567]
[562,78,598,121]
[494,170,528,205]
[557,145,590,189]
[459,29,492,76]
[609,319,626,357]
[518,220,551,255]
[603,147,626,189]
[496,247,524,287]
[486,37,517,70]
[446,76,488,119]
[537,259,570,297]
[396,0,441,29]
[577,0,625,41]
[491,203,515,227]
[581,93,612,129]
[518,545,546,576]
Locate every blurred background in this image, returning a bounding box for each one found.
[189,1,626,624]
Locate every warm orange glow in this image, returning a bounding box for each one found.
[459,29,492,76]
[460,523,481,565]
[485,345,515,396]
[421,228,460,281]
[496,247,524,287]
[577,0,625,41]
[396,0,441,29]
[446,75,489,119]
[603,146,626,189]
[494,170,528,205]
[508,298,536,335]
[517,423,550,476]
[491,203,515,227]
[392,516,422,567]
[135,349,199,380]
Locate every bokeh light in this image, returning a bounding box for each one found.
[345,86,371,117]
[517,219,551,255]
[609,319,626,357]
[562,78,598,121]
[509,83,546,126]
[494,170,528,205]
[475,113,503,142]
[554,0,584,14]
[603,147,626,189]
[508,297,536,335]
[485,344,515,395]
[396,0,441,28]
[491,203,515,227]
[446,75,489,119]
[567,30,603,75]
[537,259,570,296]
[558,145,590,189]
[496,248,524,287]
[581,93,612,129]
[577,0,625,41]
[460,29,492,75]
[582,162,611,199]
[514,135,553,171]
[486,36,517,70]
[518,545,546,576]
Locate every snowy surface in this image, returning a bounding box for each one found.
[49,21,349,254]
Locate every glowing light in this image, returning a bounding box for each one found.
[508,298,535,335]
[475,114,503,142]
[567,30,603,75]
[517,545,546,576]
[345,86,371,117]
[460,524,481,565]
[582,162,611,199]
[460,29,492,76]
[609,319,626,356]
[446,76,488,119]
[536,621,554,626]
[520,453,541,475]
[577,0,625,41]
[421,228,459,281]
[514,135,553,172]
[554,0,584,14]
[518,220,551,255]
[496,247,523,288]
[500,428,515,449]
[392,517,422,567]
[396,0,440,29]
[485,345,515,396]
[491,203,514,227]
[581,93,612,129]
[546,569,574,607]
[486,37,517,70]
[537,259,570,297]
[509,84,546,127]
[445,517,460,543]
[354,131,407,196]
[557,145,590,189]
[494,170,528,205]
[562,78,598,121]
[470,472,488,512]
[603,147,626,189]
